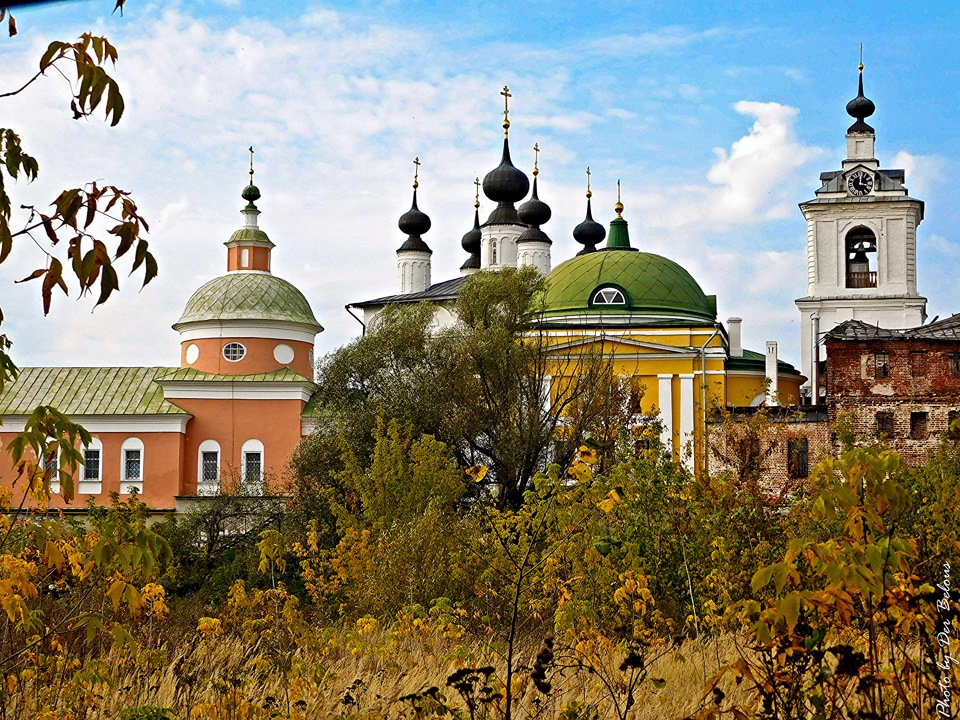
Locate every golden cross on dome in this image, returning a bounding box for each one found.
[586,166,592,198]
[474,177,480,209]
[413,156,421,189]
[859,43,864,73]
[533,143,540,177]
[616,179,624,218]
[501,85,512,135]
[248,146,254,185]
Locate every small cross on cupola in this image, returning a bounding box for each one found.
[226,146,276,273]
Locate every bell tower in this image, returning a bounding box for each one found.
[796,61,926,399]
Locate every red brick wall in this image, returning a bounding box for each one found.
[826,337,960,465]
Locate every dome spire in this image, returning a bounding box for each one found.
[606,179,633,251]
[241,145,261,213]
[460,178,482,273]
[501,85,511,137]
[397,156,432,253]
[846,46,876,134]
[482,86,530,224]
[573,167,605,255]
[518,143,552,246]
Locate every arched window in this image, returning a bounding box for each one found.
[845,226,877,288]
[241,439,265,496]
[197,439,221,497]
[79,436,103,495]
[491,239,498,266]
[120,437,144,495]
[591,287,627,305]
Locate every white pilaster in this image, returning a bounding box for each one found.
[657,374,674,455]
[679,373,695,468]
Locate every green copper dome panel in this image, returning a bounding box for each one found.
[543,250,716,321]
[176,273,322,330]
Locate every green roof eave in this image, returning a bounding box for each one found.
[156,367,313,383]
[0,367,189,415]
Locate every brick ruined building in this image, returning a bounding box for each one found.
[824,316,960,464]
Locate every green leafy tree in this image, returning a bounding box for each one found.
[303,267,613,510]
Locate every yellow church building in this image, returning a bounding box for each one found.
[351,88,804,475]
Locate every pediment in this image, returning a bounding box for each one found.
[544,334,697,356]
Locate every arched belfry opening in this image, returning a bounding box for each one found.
[845,226,877,288]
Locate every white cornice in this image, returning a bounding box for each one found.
[0,415,190,433]
[175,320,318,344]
[159,381,314,403]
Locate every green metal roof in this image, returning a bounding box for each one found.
[175,273,323,331]
[225,227,274,247]
[0,367,189,416]
[727,349,802,376]
[157,367,312,383]
[542,249,717,321]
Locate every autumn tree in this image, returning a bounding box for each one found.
[1,2,155,503]
[299,266,613,511]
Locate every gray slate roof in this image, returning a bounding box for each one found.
[826,314,960,341]
[349,276,466,308]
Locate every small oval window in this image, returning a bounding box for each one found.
[592,287,626,305]
[223,342,246,362]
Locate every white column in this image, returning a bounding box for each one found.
[657,374,674,455]
[727,317,743,357]
[765,341,779,406]
[679,373,695,468]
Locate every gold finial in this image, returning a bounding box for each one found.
[413,156,421,190]
[615,179,623,218]
[474,177,480,209]
[586,167,592,199]
[501,85,512,136]
[248,145,255,185]
[533,143,540,177]
[858,43,863,73]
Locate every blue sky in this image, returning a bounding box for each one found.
[1,0,958,370]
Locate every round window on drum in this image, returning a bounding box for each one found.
[223,342,246,362]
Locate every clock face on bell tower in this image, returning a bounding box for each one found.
[846,170,874,196]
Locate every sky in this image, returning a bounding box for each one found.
[1,0,959,371]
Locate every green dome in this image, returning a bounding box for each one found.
[542,249,716,323]
[175,273,323,331]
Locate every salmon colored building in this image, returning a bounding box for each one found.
[0,176,323,512]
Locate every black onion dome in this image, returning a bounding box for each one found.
[483,138,530,203]
[461,209,481,254]
[518,177,551,227]
[573,197,605,255]
[518,177,552,245]
[397,189,432,253]
[846,70,876,133]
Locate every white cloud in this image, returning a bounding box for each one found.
[631,100,822,231]
[891,150,945,199]
[590,26,732,55]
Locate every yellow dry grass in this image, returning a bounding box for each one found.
[77,629,752,719]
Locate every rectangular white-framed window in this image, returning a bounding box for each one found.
[244,452,263,495]
[121,437,144,495]
[199,450,219,496]
[79,445,102,495]
[42,448,60,494]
